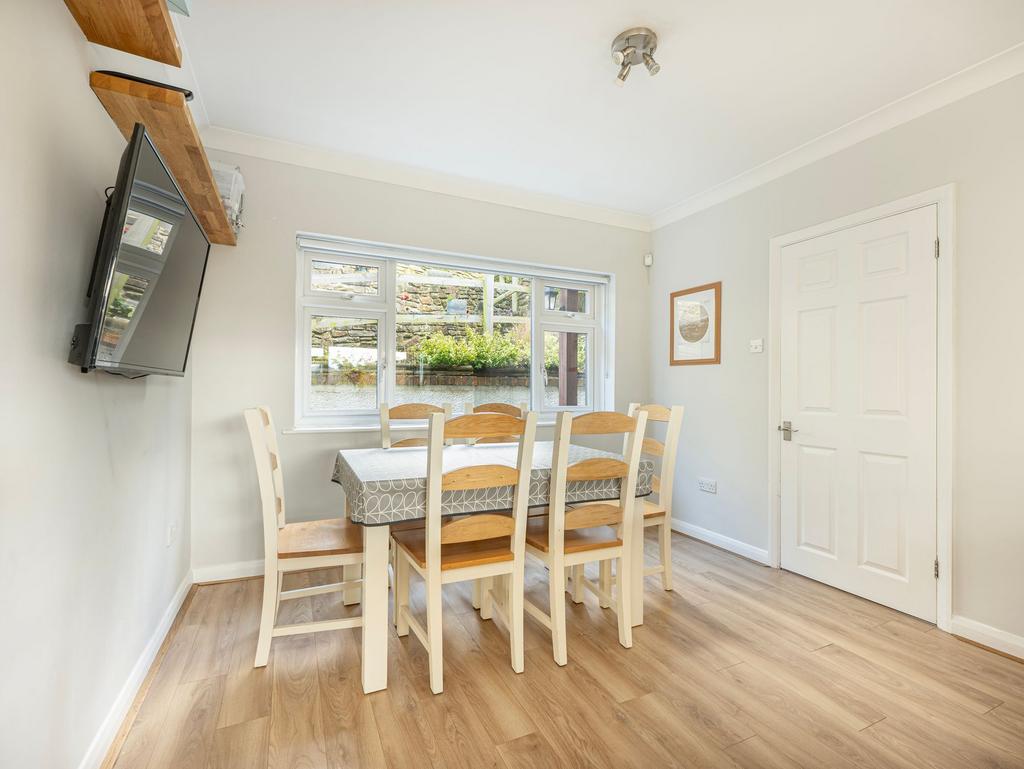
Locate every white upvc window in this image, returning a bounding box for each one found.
[294,234,614,429]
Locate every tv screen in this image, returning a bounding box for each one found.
[69,123,211,377]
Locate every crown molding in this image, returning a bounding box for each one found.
[197,40,1024,235]
[199,126,652,232]
[652,41,1024,229]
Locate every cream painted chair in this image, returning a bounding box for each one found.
[379,402,452,448]
[625,403,684,591]
[378,402,452,615]
[392,410,538,694]
[461,401,529,610]
[523,409,648,666]
[243,406,364,668]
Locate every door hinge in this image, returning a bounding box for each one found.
[934,239,940,259]
[934,558,940,579]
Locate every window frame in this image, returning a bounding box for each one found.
[303,249,386,302]
[294,234,614,430]
[540,279,596,321]
[298,304,387,425]
[537,322,598,413]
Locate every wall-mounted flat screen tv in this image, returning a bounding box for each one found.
[69,122,210,377]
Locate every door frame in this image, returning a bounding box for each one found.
[767,184,956,631]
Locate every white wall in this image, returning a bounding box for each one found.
[189,151,652,576]
[650,73,1024,643]
[0,4,193,768]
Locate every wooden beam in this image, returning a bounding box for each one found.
[65,0,182,67]
[90,71,237,246]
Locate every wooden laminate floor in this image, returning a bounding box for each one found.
[107,533,1024,769]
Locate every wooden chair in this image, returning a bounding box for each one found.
[625,403,684,591]
[459,402,531,608]
[462,402,528,443]
[243,406,364,668]
[392,410,538,693]
[379,402,452,448]
[523,409,648,665]
[378,403,453,605]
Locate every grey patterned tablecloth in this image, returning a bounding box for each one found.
[332,441,654,525]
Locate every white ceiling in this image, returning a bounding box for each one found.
[171,1,1024,219]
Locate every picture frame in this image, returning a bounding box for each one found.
[669,281,721,365]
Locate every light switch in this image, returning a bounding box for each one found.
[749,338,764,353]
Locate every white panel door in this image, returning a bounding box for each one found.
[780,205,937,621]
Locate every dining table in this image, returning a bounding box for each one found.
[332,440,654,693]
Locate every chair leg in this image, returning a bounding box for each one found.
[615,554,633,649]
[254,564,278,667]
[598,560,612,609]
[480,576,494,621]
[395,554,410,637]
[388,541,396,592]
[509,564,525,673]
[659,520,674,591]
[343,562,361,606]
[390,543,399,628]
[426,572,444,694]
[274,571,284,615]
[549,557,568,666]
[571,564,584,604]
[471,578,481,610]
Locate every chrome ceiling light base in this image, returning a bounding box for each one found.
[611,27,660,85]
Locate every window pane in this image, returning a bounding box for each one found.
[309,315,378,411]
[395,264,531,411]
[311,260,380,296]
[543,330,588,408]
[543,285,588,314]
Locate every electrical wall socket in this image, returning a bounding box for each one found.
[697,477,718,494]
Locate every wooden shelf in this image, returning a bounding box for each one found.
[91,71,237,246]
[65,0,182,67]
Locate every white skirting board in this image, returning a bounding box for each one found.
[192,558,264,584]
[76,574,192,769]
[950,615,1024,660]
[669,518,771,566]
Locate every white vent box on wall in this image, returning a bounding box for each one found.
[210,160,245,237]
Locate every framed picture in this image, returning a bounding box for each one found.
[669,281,721,365]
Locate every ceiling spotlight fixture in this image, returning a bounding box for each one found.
[611,27,660,85]
[642,51,661,76]
[615,60,632,86]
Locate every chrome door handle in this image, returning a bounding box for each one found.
[777,421,799,441]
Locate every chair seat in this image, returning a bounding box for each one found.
[525,517,621,554]
[392,529,513,571]
[640,499,667,518]
[278,517,363,559]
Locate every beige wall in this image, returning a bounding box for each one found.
[0,3,192,767]
[190,151,651,574]
[650,73,1024,641]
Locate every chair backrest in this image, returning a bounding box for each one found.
[421,411,538,572]
[379,402,452,448]
[243,406,286,564]
[625,403,684,512]
[546,410,648,553]
[462,401,529,444]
